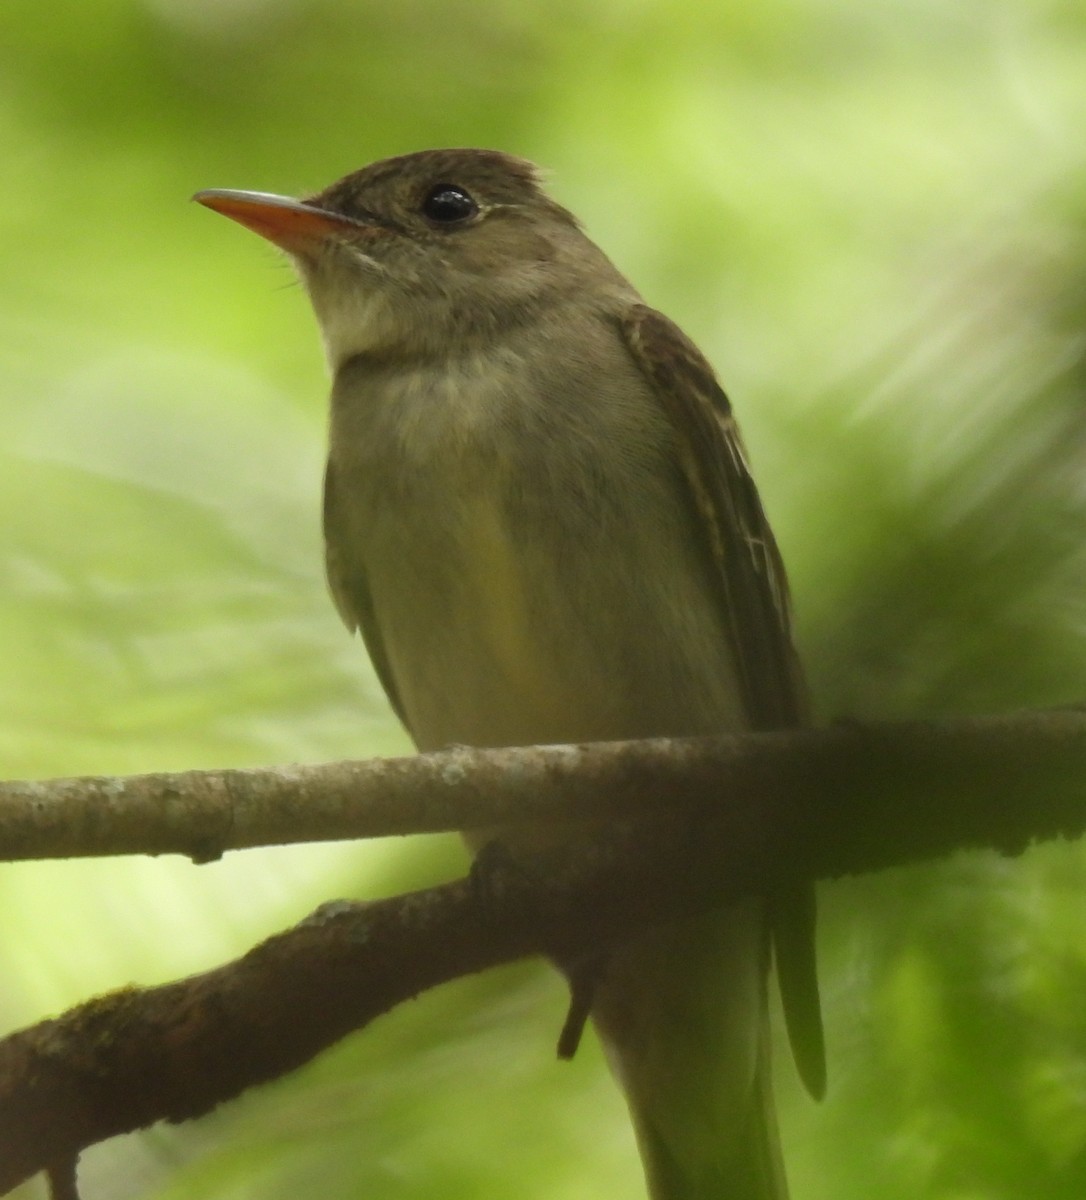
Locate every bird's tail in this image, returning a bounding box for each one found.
[628,1027,787,1200]
[589,901,788,1200]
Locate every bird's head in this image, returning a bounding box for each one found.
[196,148,624,368]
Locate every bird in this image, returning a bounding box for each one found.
[195,147,824,1200]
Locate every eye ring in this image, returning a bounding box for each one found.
[421,183,478,225]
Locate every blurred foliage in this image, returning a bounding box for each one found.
[2,0,1085,1197]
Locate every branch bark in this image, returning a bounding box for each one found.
[2,707,1086,1193]
[2,709,1086,863]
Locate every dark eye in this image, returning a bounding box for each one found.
[422,183,478,224]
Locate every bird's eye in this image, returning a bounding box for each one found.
[421,184,478,224]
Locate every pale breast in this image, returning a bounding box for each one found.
[327,328,747,754]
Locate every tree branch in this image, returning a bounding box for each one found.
[2,707,1086,1192]
[2,709,1086,863]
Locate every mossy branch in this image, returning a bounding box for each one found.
[2,708,1085,1193]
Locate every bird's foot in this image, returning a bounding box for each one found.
[556,954,605,1060]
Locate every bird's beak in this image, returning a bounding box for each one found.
[193,189,364,255]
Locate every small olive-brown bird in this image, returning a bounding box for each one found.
[196,148,823,1200]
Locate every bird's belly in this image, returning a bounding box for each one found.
[367,489,746,754]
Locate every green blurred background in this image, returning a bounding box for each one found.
[3,1,1086,1197]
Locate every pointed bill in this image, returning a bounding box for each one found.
[193,189,365,255]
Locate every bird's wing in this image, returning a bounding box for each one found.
[622,302,826,1099]
[323,458,412,734]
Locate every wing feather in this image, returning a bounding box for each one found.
[622,303,826,1099]
[323,459,412,734]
